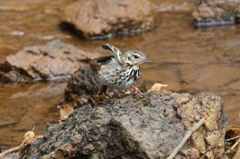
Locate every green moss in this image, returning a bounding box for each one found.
[143,102,149,107]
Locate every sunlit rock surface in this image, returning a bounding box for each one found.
[21,91,228,159]
[61,0,159,40]
[193,0,240,26]
[0,40,99,82]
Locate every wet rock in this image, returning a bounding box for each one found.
[0,40,99,82]
[155,1,195,12]
[193,0,240,26]
[20,91,228,159]
[61,0,159,40]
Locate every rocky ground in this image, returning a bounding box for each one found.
[20,90,228,159]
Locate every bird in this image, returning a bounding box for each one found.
[96,43,151,96]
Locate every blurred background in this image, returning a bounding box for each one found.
[0,0,239,150]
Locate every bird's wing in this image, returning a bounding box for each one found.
[96,56,113,63]
[102,44,123,64]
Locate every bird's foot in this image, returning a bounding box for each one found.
[110,88,125,98]
[131,86,144,96]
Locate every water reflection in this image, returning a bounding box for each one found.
[0,82,66,149]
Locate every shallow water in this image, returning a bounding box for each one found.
[0,0,240,150]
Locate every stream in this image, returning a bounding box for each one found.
[0,0,239,150]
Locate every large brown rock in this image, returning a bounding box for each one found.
[193,0,240,26]
[0,40,99,82]
[20,91,228,159]
[61,0,159,40]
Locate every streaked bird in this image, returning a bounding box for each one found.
[96,44,151,96]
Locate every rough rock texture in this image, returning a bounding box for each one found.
[21,91,228,159]
[64,62,108,108]
[61,0,159,40]
[193,0,240,26]
[0,40,98,82]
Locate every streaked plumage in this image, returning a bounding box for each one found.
[96,44,151,95]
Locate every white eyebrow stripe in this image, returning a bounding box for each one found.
[133,53,140,57]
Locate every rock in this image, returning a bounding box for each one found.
[0,40,99,82]
[64,62,109,108]
[60,0,159,40]
[155,1,194,12]
[193,0,240,26]
[20,91,228,159]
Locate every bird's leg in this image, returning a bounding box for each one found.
[112,89,120,97]
[108,88,122,98]
[131,86,144,96]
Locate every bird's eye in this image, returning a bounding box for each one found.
[133,55,139,59]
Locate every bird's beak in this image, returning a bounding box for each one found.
[143,58,152,63]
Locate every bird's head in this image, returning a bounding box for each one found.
[122,50,152,66]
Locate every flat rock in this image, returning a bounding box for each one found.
[61,0,159,40]
[20,91,228,159]
[193,0,240,26]
[0,40,99,82]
